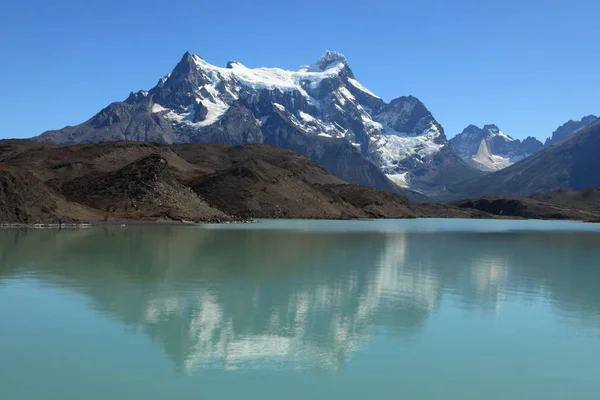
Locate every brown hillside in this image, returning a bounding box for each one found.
[0,139,495,224]
[59,154,233,222]
[0,166,100,224]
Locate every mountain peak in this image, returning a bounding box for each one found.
[451,123,537,172]
[312,50,348,71]
[462,124,481,132]
[180,51,197,64]
[483,124,500,131]
[170,51,197,77]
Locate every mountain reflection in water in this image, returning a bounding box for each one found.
[1,222,599,375]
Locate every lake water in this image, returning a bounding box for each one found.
[1,219,600,399]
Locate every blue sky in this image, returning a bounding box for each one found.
[1,0,598,140]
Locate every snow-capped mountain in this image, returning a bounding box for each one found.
[544,115,598,147]
[39,51,479,196]
[450,124,543,172]
[451,119,600,199]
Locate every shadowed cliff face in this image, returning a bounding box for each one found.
[544,115,598,147]
[2,223,600,375]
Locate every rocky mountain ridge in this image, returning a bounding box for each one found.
[38,51,480,197]
[544,115,597,147]
[448,119,600,200]
[450,124,543,172]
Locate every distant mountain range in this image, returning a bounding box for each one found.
[450,115,598,173]
[448,119,600,199]
[450,125,543,172]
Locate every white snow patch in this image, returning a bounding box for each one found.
[470,139,512,171]
[273,103,286,112]
[386,172,410,188]
[496,130,515,141]
[360,114,383,133]
[371,129,445,172]
[298,111,315,122]
[298,53,347,73]
[318,133,333,138]
[381,124,409,136]
[224,85,239,100]
[158,98,228,128]
[193,85,230,127]
[338,87,356,104]
[151,103,167,113]
[161,104,193,123]
[191,55,347,100]
[348,78,380,99]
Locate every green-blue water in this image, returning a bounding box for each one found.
[1,219,600,399]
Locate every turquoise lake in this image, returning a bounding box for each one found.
[1,219,600,399]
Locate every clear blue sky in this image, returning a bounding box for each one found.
[1,0,598,140]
